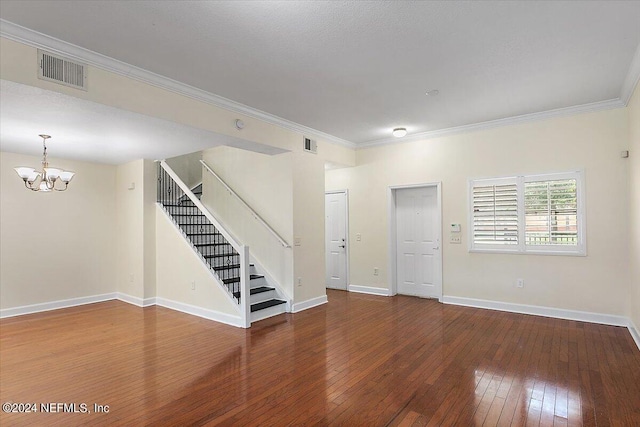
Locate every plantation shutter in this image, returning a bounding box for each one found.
[472,181,518,245]
[524,179,578,246]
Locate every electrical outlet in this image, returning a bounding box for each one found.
[129,273,134,283]
[294,237,302,246]
[450,235,462,244]
[356,233,362,241]
[516,278,524,288]
[297,277,302,287]
[374,267,379,276]
[191,281,196,290]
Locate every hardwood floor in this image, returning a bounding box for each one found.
[1,290,639,426]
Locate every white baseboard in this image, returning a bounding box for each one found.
[0,292,242,328]
[116,293,156,307]
[155,297,243,328]
[442,295,628,326]
[0,293,117,319]
[628,319,640,351]
[291,295,328,313]
[348,285,391,296]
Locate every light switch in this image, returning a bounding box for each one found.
[450,235,462,244]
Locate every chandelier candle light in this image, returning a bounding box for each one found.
[14,135,75,192]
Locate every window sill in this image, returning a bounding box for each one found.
[469,248,587,257]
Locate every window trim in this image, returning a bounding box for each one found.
[468,170,586,256]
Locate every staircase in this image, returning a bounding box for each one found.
[158,165,287,326]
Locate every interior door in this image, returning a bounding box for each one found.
[396,186,441,298]
[325,192,347,290]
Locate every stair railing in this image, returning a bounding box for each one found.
[200,160,291,248]
[158,160,251,328]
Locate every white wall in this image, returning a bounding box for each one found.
[166,151,203,189]
[628,84,640,330]
[201,145,333,305]
[116,160,145,298]
[155,206,240,319]
[327,108,630,316]
[292,150,328,304]
[0,151,117,309]
[115,159,157,300]
[201,146,295,299]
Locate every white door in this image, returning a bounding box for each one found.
[396,186,441,298]
[325,192,347,290]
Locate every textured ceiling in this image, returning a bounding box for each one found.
[1,1,639,146]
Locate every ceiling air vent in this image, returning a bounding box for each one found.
[37,49,87,91]
[303,137,317,154]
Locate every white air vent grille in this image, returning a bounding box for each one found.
[38,50,87,90]
[303,137,317,154]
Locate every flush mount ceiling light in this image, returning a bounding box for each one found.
[392,128,408,138]
[425,89,440,96]
[14,134,75,192]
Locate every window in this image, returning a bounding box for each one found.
[469,171,585,255]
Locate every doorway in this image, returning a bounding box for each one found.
[389,184,442,299]
[325,191,348,290]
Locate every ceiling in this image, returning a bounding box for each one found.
[1,1,639,155]
[0,81,286,164]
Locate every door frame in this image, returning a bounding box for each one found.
[325,189,350,290]
[388,182,443,300]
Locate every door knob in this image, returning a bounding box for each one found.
[339,245,345,248]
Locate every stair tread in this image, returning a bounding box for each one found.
[204,253,238,259]
[194,242,230,247]
[213,263,240,271]
[186,232,221,236]
[232,286,275,299]
[221,274,263,284]
[251,299,286,312]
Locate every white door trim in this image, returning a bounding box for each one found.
[388,182,443,300]
[325,189,350,289]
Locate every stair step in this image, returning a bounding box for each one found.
[211,263,261,274]
[186,232,221,236]
[213,264,240,271]
[232,286,275,299]
[221,274,263,284]
[172,213,206,217]
[204,253,238,259]
[194,242,230,247]
[251,299,286,313]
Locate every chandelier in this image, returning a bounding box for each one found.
[14,135,75,192]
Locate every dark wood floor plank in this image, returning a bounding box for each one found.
[1,290,639,427]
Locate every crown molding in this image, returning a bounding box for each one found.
[2,19,636,152]
[621,41,640,106]
[358,98,625,149]
[0,19,356,149]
